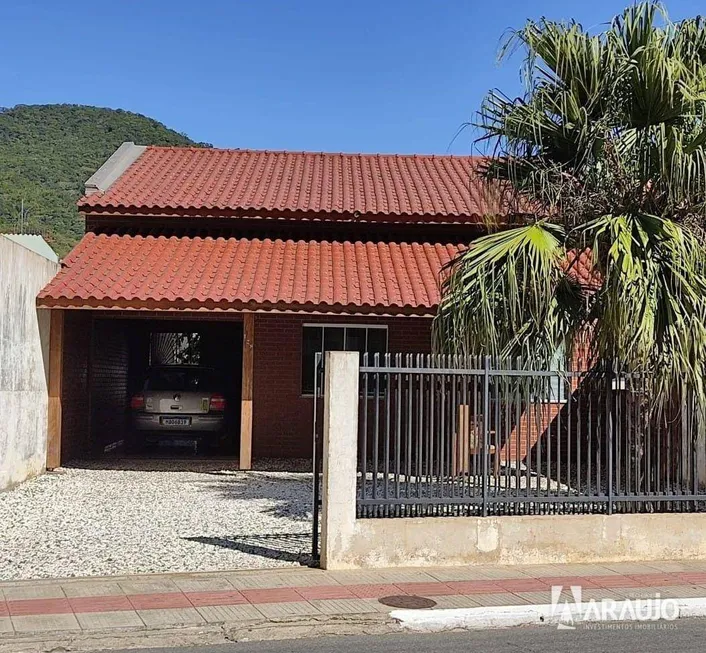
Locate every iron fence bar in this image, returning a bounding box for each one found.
[372,353,380,502]
[566,358,572,500]
[428,356,435,512]
[413,355,420,502]
[482,356,490,517]
[525,367,532,500]
[360,365,644,378]
[395,353,402,503]
[357,494,706,506]
[362,353,369,509]
[512,357,519,500]
[607,361,614,515]
[556,370,562,500]
[406,354,413,502]
[383,354,390,504]
[576,369,582,498]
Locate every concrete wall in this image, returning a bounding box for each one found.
[0,236,60,489]
[320,351,706,569]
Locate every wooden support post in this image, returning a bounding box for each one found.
[239,313,255,470]
[46,309,65,469]
[452,404,472,475]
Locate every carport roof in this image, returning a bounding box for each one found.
[37,233,461,315]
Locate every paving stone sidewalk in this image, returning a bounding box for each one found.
[2,560,706,639]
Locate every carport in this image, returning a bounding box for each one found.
[37,232,446,470]
[42,308,253,466]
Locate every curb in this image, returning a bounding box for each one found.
[391,597,706,632]
[0,613,398,653]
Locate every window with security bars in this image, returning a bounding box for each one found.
[301,324,387,395]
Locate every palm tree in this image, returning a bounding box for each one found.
[435,2,706,411]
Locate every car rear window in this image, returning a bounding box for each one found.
[145,368,218,392]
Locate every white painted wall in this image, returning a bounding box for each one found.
[0,235,60,490]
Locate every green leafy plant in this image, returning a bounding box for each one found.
[435,2,706,410]
[0,104,208,255]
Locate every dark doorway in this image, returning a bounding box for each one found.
[88,317,243,458]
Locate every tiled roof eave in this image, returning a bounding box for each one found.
[78,202,491,225]
[36,295,438,317]
[37,233,460,315]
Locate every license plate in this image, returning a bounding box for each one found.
[160,416,191,426]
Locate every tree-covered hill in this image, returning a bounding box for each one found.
[0,104,209,256]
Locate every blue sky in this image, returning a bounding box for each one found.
[2,1,702,154]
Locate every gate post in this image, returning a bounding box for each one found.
[320,351,359,569]
[239,313,255,470]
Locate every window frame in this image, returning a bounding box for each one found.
[542,345,569,404]
[301,323,389,397]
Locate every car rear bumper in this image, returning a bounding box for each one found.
[133,413,224,432]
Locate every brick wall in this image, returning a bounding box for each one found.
[252,314,433,459]
[499,344,591,462]
[90,320,130,453]
[61,311,91,463]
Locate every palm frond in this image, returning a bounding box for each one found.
[439,1,706,413]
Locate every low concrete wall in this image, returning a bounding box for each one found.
[320,351,706,569]
[0,236,60,490]
[323,512,706,569]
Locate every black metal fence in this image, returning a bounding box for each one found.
[357,354,706,518]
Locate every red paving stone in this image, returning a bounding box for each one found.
[68,596,133,613]
[8,598,72,616]
[496,578,552,592]
[127,592,192,610]
[0,602,8,617]
[627,574,689,587]
[583,575,647,588]
[347,584,406,599]
[444,581,504,594]
[537,577,600,588]
[294,585,356,601]
[678,573,706,583]
[395,582,459,597]
[186,591,248,607]
[240,588,303,604]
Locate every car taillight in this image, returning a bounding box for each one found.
[209,393,226,412]
[130,395,145,410]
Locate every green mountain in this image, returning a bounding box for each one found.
[0,104,209,256]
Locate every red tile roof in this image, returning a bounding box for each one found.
[38,233,461,314]
[563,249,601,290]
[78,147,509,222]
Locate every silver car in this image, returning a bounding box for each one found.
[131,366,226,434]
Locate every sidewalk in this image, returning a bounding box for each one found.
[3,560,706,650]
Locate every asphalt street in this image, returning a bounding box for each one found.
[105,617,706,653]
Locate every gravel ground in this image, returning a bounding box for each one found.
[0,458,314,581]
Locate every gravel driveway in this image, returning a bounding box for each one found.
[0,459,314,581]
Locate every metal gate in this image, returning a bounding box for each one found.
[311,352,324,563]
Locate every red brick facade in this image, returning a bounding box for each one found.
[253,314,433,458]
[60,311,91,462]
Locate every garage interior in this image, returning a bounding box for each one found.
[58,312,244,461]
